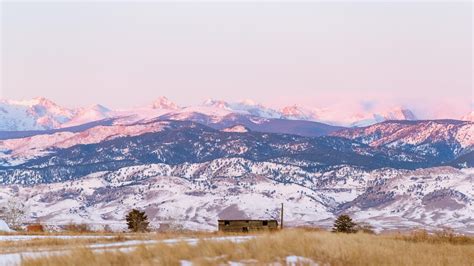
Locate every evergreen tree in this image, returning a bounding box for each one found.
[332,214,357,233]
[126,209,150,232]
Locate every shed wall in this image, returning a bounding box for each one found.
[218,220,278,232]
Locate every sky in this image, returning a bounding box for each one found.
[0,1,472,119]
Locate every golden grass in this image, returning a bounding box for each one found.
[394,229,474,245]
[21,229,474,266]
[0,230,237,255]
[0,235,128,254]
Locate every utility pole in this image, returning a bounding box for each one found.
[280,203,284,230]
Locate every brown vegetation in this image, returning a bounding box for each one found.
[395,228,474,245]
[0,235,127,254]
[21,229,474,266]
[26,224,45,233]
[64,223,92,233]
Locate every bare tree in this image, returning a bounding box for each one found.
[0,198,28,230]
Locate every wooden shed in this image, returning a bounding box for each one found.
[218,219,278,232]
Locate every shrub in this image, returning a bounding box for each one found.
[399,228,473,245]
[103,224,113,233]
[126,209,149,232]
[355,222,375,234]
[65,223,91,233]
[332,214,357,233]
[26,223,45,233]
[294,226,324,232]
[0,199,28,230]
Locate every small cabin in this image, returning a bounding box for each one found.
[218,219,278,232]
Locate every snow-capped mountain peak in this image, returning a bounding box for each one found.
[350,107,417,127]
[380,107,417,121]
[60,104,112,128]
[8,97,56,107]
[0,97,76,130]
[228,101,281,119]
[280,105,319,121]
[202,99,231,110]
[200,99,281,118]
[150,96,179,110]
[90,104,110,113]
[13,97,74,117]
[280,105,303,117]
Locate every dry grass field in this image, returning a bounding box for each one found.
[0,236,125,254]
[20,228,474,266]
[0,230,225,254]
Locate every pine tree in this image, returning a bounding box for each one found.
[126,209,150,232]
[332,214,357,233]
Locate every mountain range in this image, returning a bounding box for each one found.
[3,96,471,132]
[0,96,472,233]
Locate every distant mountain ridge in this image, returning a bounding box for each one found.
[0,119,472,185]
[0,96,457,131]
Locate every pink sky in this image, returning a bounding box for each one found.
[1,1,472,119]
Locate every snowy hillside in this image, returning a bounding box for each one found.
[0,119,472,184]
[332,120,474,163]
[3,119,472,186]
[60,104,112,128]
[0,165,471,233]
